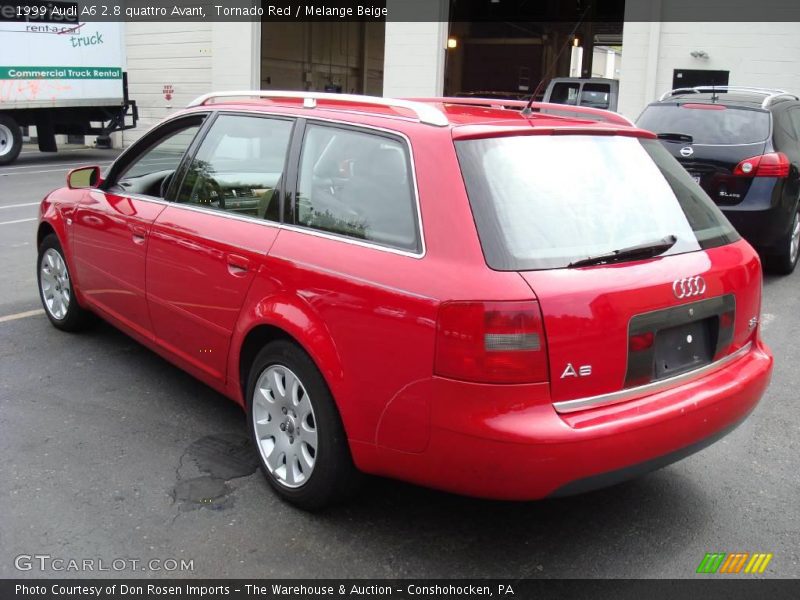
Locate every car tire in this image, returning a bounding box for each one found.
[0,114,23,166]
[246,340,362,510]
[37,233,92,331]
[766,205,800,275]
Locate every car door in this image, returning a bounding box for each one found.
[71,115,206,338]
[145,113,294,382]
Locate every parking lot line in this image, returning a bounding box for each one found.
[0,159,114,171]
[0,166,111,176]
[0,202,40,209]
[0,309,44,323]
[0,218,37,225]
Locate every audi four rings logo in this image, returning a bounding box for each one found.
[673,276,707,299]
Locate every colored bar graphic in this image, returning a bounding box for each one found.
[698,552,773,574]
[697,553,726,573]
[719,553,748,573]
[744,553,773,574]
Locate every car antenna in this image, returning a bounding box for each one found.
[521,3,592,117]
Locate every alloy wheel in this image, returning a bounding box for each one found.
[790,210,800,267]
[252,364,318,488]
[40,248,71,320]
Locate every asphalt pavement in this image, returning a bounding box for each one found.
[0,145,798,579]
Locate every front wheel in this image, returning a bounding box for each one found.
[246,340,362,510]
[37,234,92,331]
[766,206,800,275]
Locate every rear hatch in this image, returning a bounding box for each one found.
[455,130,760,406]
[637,102,771,206]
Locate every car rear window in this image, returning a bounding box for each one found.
[580,84,611,109]
[455,135,740,271]
[637,103,770,144]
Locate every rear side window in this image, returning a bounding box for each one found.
[637,103,770,144]
[455,135,739,271]
[294,124,420,253]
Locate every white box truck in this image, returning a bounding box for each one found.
[0,14,137,164]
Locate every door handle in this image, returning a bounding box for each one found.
[130,224,147,245]
[226,254,251,275]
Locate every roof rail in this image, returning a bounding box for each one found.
[410,97,635,127]
[186,90,450,127]
[659,86,799,108]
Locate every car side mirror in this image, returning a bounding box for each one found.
[67,166,102,189]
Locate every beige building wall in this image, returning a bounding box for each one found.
[123,22,259,146]
[619,18,800,121]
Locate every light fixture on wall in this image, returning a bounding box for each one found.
[447,37,458,49]
[690,50,710,59]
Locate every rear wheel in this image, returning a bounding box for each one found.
[0,114,23,166]
[766,206,800,275]
[246,340,362,510]
[37,234,92,331]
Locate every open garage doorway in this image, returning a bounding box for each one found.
[261,22,385,95]
[445,1,623,100]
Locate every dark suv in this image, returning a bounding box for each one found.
[638,86,800,274]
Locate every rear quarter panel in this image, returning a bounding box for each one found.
[228,121,537,454]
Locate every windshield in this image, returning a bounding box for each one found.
[455,135,739,270]
[636,103,770,145]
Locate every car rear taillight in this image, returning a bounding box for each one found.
[733,152,790,178]
[629,332,654,353]
[434,301,548,383]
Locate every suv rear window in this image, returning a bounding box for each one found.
[580,84,611,109]
[637,103,770,144]
[456,135,739,271]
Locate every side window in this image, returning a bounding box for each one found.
[295,124,420,252]
[550,82,579,105]
[773,110,796,144]
[176,114,293,221]
[113,119,204,198]
[788,108,800,142]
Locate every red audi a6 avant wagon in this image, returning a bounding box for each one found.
[36,92,773,509]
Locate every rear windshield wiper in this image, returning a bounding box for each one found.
[657,132,694,143]
[568,235,678,268]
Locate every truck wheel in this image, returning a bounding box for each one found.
[0,114,23,165]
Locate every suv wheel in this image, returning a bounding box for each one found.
[37,234,92,331]
[767,206,800,275]
[246,340,362,510]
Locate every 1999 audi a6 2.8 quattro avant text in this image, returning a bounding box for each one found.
[35,91,773,509]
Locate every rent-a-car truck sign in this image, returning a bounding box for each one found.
[0,21,125,109]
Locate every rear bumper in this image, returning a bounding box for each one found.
[366,340,772,500]
[720,179,792,250]
[725,207,788,249]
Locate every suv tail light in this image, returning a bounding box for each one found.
[733,152,790,178]
[434,301,548,383]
